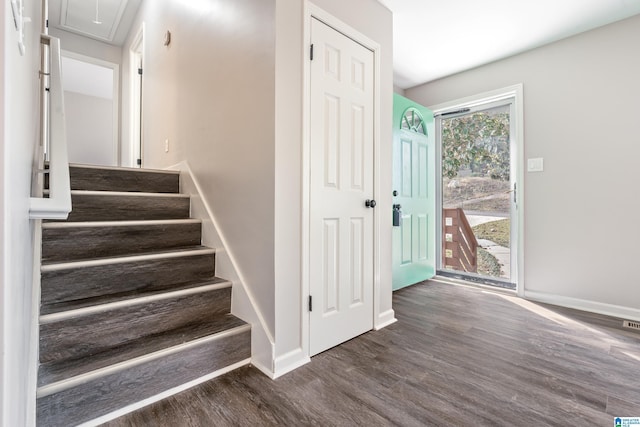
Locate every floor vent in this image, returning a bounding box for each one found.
[622,320,640,331]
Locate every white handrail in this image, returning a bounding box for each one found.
[30,34,71,220]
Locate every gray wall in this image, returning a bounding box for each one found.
[126,0,277,337]
[406,14,640,319]
[65,91,116,166]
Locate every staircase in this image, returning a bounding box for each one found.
[37,165,251,426]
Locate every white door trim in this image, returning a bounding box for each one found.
[128,23,145,168]
[302,2,383,357]
[429,84,525,297]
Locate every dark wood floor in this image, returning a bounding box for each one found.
[105,280,640,426]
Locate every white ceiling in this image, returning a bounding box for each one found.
[49,0,142,45]
[49,0,640,88]
[380,0,640,88]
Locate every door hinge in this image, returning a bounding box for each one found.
[308,295,313,312]
[138,68,143,76]
[136,158,142,166]
[513,182,517,203]
[310,44,314,61]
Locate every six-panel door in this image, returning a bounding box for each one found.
[309,17,375,356]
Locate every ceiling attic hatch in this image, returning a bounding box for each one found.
[53,0,142,46]
[92,0,102,25]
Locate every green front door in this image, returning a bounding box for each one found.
[392,94,436,290]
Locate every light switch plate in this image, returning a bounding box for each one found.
[527,157,544,172]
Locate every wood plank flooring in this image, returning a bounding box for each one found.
[104,280,640,426]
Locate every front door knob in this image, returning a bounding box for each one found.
[365,199,376,208]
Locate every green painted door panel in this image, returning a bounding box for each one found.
[392,94,436,290]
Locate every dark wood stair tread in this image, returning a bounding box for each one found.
[44,189,189,198]
[40,247,217,307]
[41,219,203,263]
[40,276,229,315]
[38,314,247,388]
[38,314,247,387]
[68,189,188,196]
[37,327,251,427]
[45,164,181,193]
[46,162,179,175]
[41,245,214,270]
[39,286,233,365]
[51,191,191,222]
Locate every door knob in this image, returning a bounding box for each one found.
[365,199,376,208]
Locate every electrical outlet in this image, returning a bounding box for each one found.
[165,139,169,153]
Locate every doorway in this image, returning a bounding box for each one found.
[61,51,119,166]
[434,87,523,290]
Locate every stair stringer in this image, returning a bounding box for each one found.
[168,161,276,377]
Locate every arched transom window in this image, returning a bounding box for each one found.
[401,108,427,135]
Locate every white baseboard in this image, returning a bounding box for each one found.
[524,290,640,323]
[247,318,276,378]
[272,348,311,379]
[251,359,275,379]
[374,309,397,330]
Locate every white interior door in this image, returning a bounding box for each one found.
[309,17,375,356]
